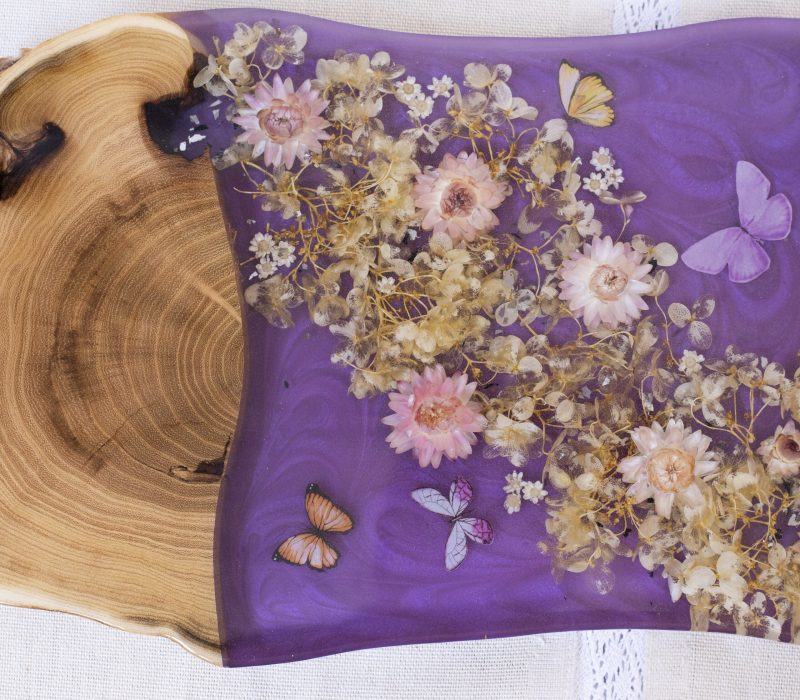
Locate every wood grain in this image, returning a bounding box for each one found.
[0,16,240,663]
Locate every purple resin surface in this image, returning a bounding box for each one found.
[170,10,800,666]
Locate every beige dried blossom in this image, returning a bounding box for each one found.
[485,415,541,467]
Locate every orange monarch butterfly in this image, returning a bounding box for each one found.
[559,60,615,128]
[273,483,354,571]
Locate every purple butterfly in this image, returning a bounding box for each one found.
[681,161,792,283]
[411,476,493,571]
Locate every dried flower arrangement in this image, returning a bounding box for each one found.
[196,20,800,639]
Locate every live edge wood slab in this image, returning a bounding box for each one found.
[0,16,239,663]
[9,7,800,668]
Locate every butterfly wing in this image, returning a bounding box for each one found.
[459,517,494,545]
[445,518,493,570]
[748,194,792,241]
[559,61,581,115]
[727,233,771,283]
[570,75,615,127]
[305,483,353,534]
[737,161,792,241]
[445,520,469,571]
[448,476,473,518]
[273,532,340,570]
[737,161,772,230]
[412,487,458,518]
[681,227,745,276]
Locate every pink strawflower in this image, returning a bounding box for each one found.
[232,74,330,169]
[558,235,652,330]
[382,364,487,468]
[757,419,800,480]
[618,419,718,518]
[413,151,508,243]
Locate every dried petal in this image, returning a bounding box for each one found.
[650,269,670,296]
[244,276,302,329]
[688,320,712,350]
[495,302,519,327]
[667,302,691,328]
[555,399,575,423]
[737,366,762,387]
[692,294,716,320]
[518,355,543,374]
[653,242,678,267]
[512,396,536,421]
[541,118,568,143]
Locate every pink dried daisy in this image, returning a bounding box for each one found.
[413,151,508,243]
[618,419,718,518]
[757,419,800,480]
[558,235,652,330]
[232,74,330,169]
[382,364,487,468]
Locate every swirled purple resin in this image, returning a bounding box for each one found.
[169,9,800,666]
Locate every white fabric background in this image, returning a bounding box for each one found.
[3,1,800,698]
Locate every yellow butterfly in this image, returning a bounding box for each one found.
[559,60,615,128]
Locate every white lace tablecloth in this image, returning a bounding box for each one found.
[3,1,800,698]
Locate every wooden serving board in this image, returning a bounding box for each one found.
[7,8,800,669]
[0,15,236,664]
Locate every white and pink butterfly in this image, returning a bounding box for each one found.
[412,476,493,571]
[681,161,792,283]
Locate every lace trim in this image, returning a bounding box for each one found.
[613,0,681,33]
[578,630,647,699]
